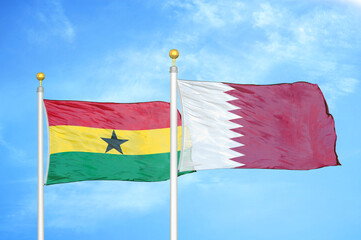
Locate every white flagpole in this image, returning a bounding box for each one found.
[37,72,45,240]
[169,49,179,240]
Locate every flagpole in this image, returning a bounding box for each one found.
[37,72,45,240]
[169,49,179,240]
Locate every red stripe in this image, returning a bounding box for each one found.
[224,82,339,170]
[44,100,181,130]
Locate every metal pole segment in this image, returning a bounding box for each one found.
[37,86,44,240]
[170,65,178,240]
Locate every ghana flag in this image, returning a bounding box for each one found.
[44,99,185,185]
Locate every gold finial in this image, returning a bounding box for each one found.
[36,72,45,86]
[169,49,179,66]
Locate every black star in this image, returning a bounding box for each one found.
[101,130,128,154]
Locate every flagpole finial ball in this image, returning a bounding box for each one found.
[169,49,179,60]
[37,72,45,81]
[37,72,45,87]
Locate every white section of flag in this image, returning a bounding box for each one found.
[177,79,244,172]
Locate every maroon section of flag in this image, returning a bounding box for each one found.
[225,82,339,170]
[44,100,181,130]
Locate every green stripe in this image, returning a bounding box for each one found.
[46,151,192,185]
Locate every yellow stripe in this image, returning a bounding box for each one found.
[49,125,182,155]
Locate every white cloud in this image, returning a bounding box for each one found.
[168,1,361,107]
[253,2,284,27]
[247,3,361,106]
[29,0,75,43]
[44,181,168,229]
[0,126,26,161]
[338,78,358,93]
[320,77,359,106]
[7,181,169,231]
[55,0,359,105]
[95,48,171,103]
[46,45,175,103]
[333,0,361,7]
[165,0,246,28]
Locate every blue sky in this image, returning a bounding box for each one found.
[1,0,361,239]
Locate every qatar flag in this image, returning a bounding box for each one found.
[177,79,339,172]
